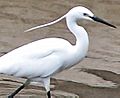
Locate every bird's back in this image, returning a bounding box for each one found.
[0,38,72,78]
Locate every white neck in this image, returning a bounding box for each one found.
[66,16,89,63]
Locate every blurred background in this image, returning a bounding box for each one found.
[0,0,120,98]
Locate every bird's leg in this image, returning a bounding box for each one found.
[8,79,30,98]
[42,77,51,98]
[47,91,51,98]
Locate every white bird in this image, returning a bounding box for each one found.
[0,6,116,98]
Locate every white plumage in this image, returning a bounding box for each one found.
[0,37,87,77]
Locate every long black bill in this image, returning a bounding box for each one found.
[90,16,116,28]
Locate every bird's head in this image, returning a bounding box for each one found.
[67,6,116,28]
[66,6,94,21]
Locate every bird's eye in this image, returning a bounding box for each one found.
[83,13,89,16]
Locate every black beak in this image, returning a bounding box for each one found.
[89,16,116,28]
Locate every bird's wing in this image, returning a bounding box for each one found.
[0,38,71,77]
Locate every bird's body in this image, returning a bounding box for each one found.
[0,35,88,79]
[0,6,115,98]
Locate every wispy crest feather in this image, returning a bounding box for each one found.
[24,14,66,32]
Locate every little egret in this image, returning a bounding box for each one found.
[0,6,116,98]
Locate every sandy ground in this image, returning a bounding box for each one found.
[0,0,120,98]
